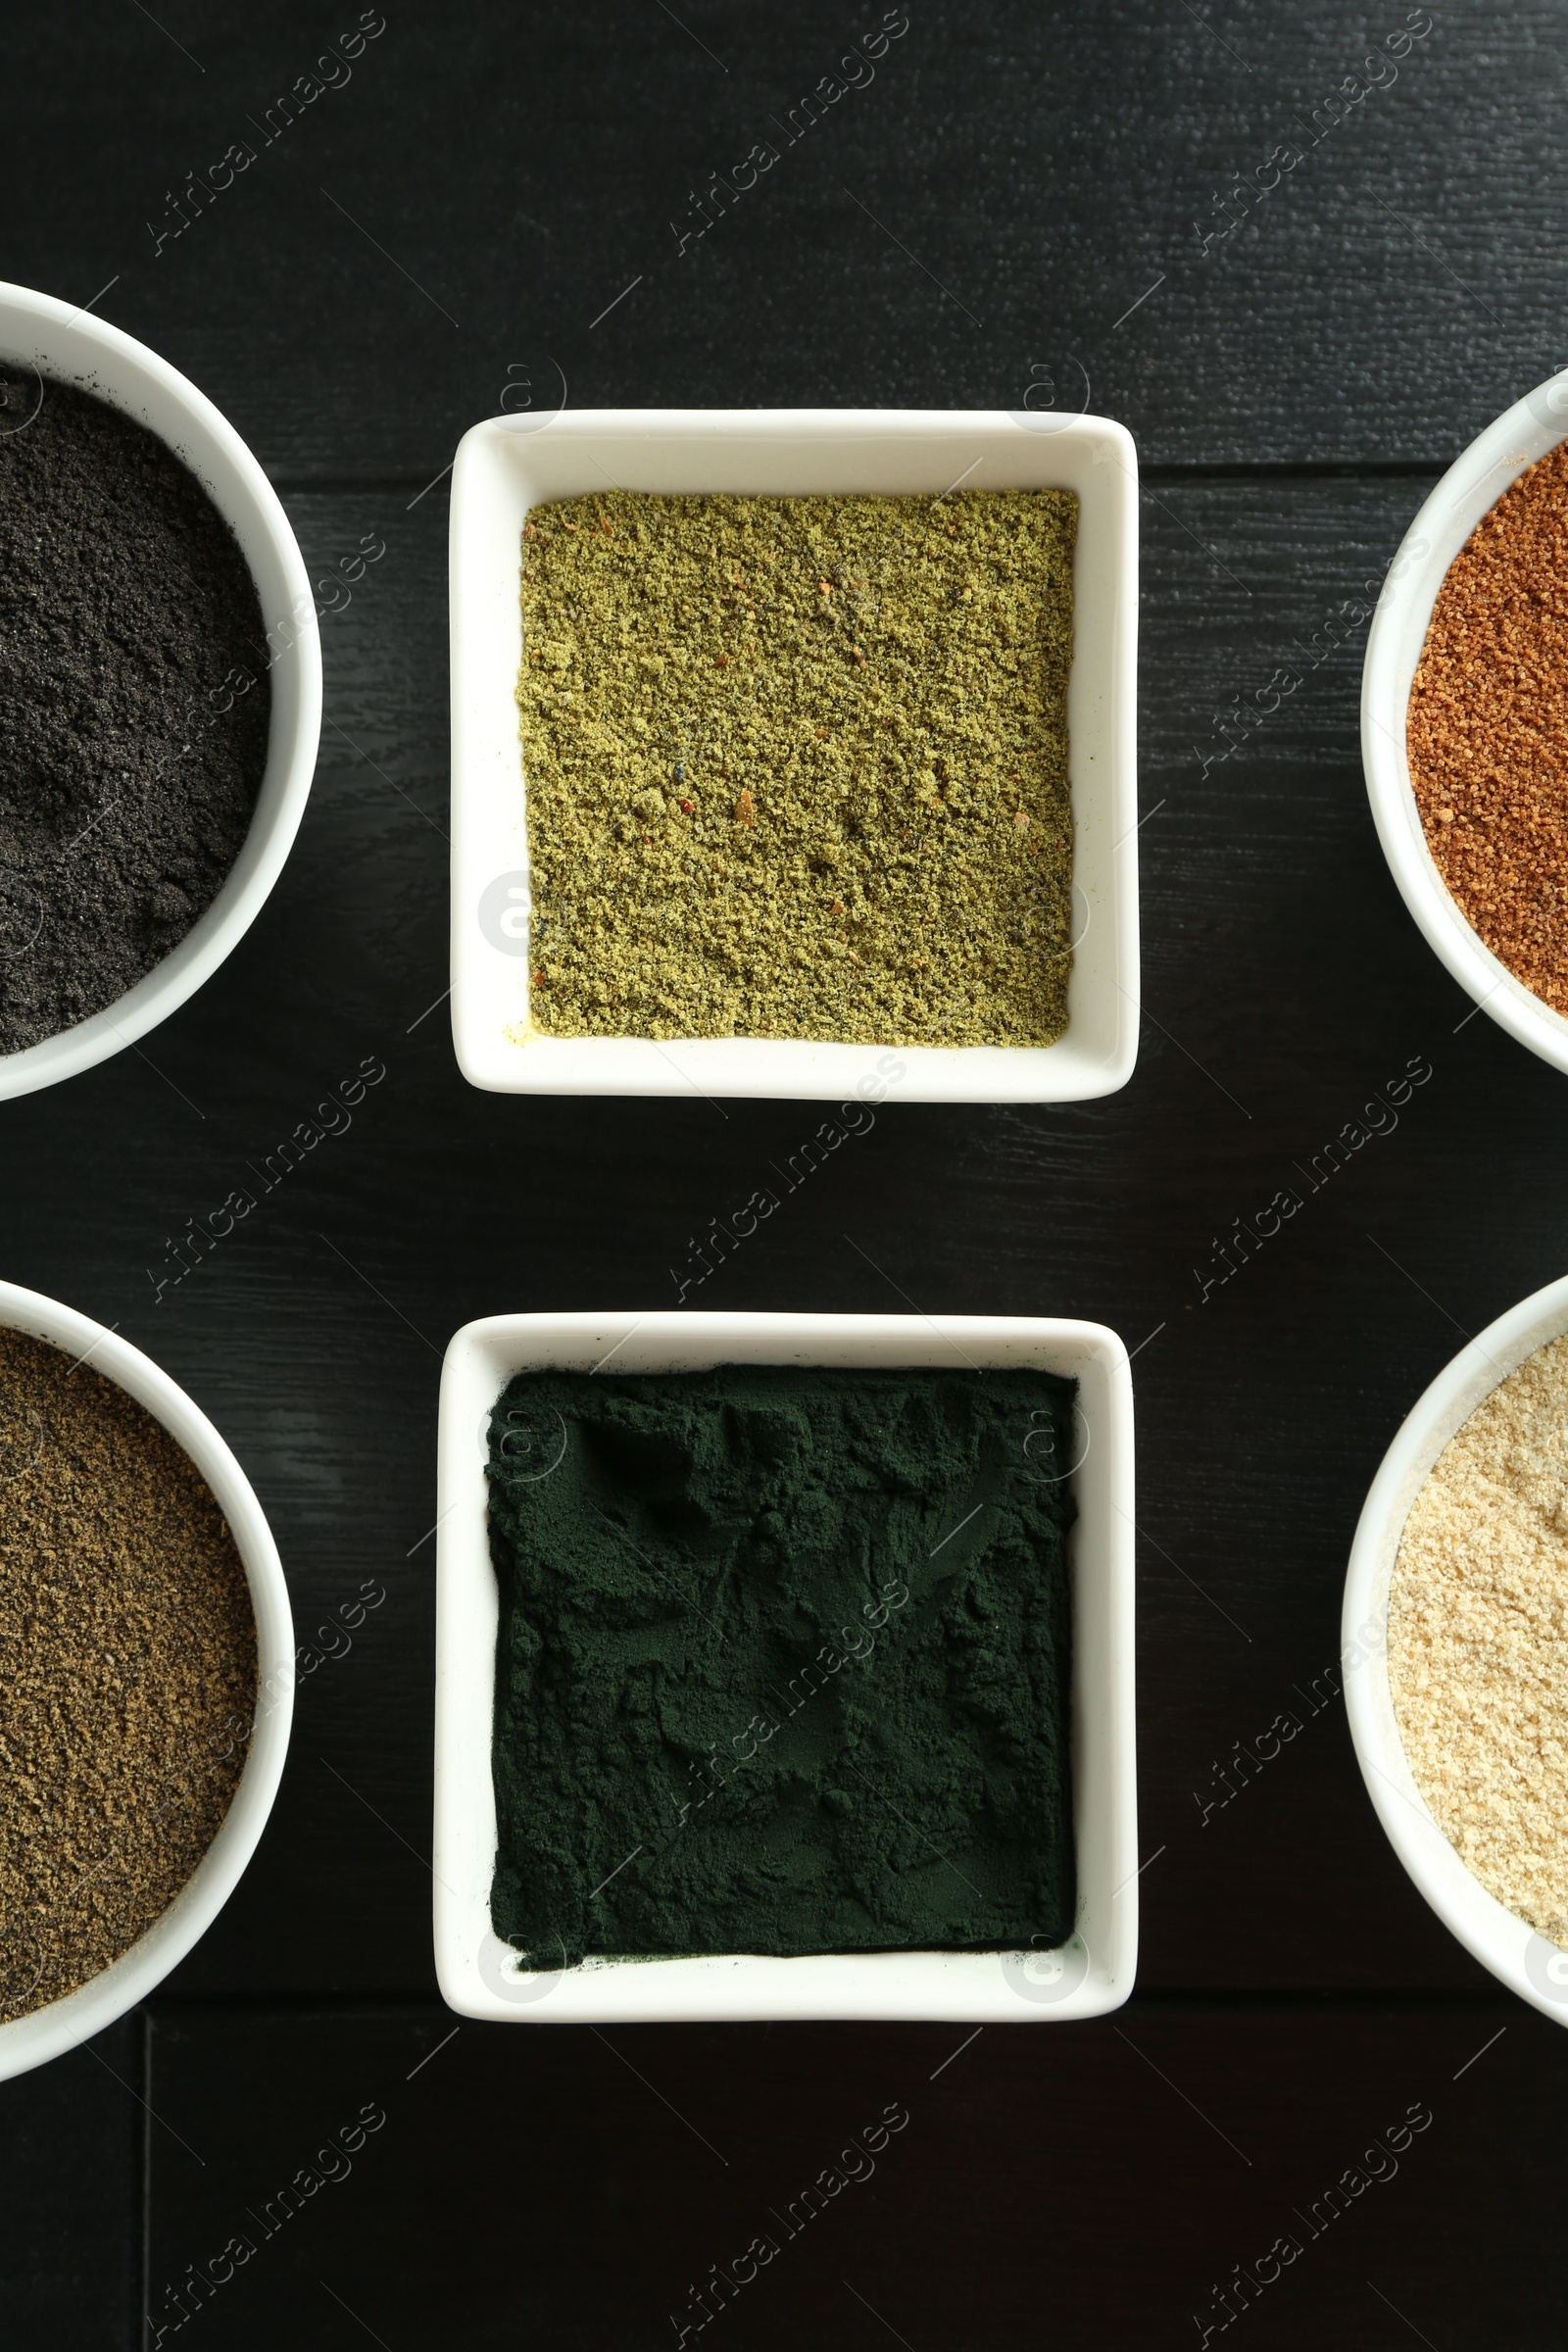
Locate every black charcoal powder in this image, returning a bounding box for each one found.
[0,370,270,1053]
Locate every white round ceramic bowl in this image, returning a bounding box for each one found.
[0,1280,293,2082]
[0,282,321,1101]
[1361,369,1568,1076]
[1344,1270,1568,2028]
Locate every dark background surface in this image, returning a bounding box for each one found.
[5,2,1567,2344]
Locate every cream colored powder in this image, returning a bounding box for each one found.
[1389,1333,1568,1944]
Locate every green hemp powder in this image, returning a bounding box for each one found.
[516,488,1077,1048]
[486,1364,1077,1967]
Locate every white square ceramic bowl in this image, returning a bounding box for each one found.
[448,410,1140,1102]
[432,1310,1137,2024]
[1361,372,1568,1076]
[1344,1272,1568,2027]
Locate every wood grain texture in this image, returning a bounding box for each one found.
[2,2022,139,2340]
[5,5,1565,472]
[143,2001,1552,2349]
[5,2,1568,2342]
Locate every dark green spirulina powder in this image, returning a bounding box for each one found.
[486,1364,1076,1968]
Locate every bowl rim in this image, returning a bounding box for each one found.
[0,1280,293,2081]
[1343,1268,1568,2027]
[447,406,1141,1102]
[1361,370,1568,1076]
[0,278,321,1102]
[432,1307,1138,2023]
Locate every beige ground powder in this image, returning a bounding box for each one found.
[1390,1334,1568,1945]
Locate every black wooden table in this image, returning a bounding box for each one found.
[8,5,1567,2344]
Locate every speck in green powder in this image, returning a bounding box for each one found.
[516,488,1076,1048]
[486,1364,1076,1968]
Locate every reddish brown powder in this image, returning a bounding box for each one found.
[1407,436,1568,1012]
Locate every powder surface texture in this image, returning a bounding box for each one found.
[486,1364,1076,1968]
[1406,435,1568,1012]
[1389,1334,1568,1945]
[516,488,1076,1048]
[0,1328,257,2020]
[0,373,270,1053]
